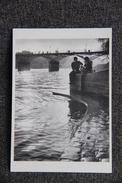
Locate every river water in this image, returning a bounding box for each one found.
[14,69,109,161]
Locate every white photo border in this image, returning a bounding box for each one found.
[11,28,112,173]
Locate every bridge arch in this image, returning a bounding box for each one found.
[59,55,84,68]
[30,57,48,69]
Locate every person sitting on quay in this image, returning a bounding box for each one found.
[84,56,92,73]
[69,56,83,84]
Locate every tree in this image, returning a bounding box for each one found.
[98,38,109,53]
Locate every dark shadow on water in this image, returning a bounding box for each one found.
[67,99,87,141]
[68,99,87,119]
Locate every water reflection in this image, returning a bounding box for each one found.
[68,100,87,119]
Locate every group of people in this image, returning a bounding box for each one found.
[70,56,92,84]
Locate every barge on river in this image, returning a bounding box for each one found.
[69,68,109,98]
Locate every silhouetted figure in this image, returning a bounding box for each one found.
[69,57,83,84]
[84,57,92,73]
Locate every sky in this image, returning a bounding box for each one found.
[15,39,103,54]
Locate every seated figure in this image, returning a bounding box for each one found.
[69,57,83,84]
[84,57,92,73]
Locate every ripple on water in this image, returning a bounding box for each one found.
[14,69,109,161]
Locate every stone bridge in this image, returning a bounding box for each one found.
[15,51,108,71]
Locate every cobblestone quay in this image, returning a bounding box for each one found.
[61,95,109,162]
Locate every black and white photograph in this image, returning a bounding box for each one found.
[11,28,112,173]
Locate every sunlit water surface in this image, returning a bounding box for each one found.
[14,69,109,161]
